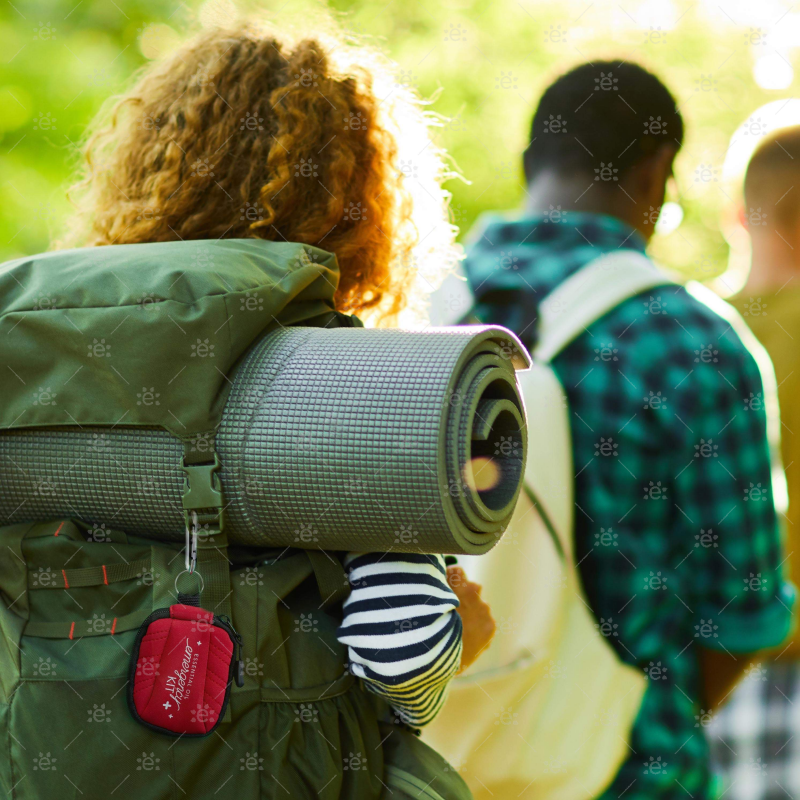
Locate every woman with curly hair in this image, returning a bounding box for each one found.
[51,14,493,800]
[61,17,456,324]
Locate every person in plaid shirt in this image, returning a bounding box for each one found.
[461,61,795,800]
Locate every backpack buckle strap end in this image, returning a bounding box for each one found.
[181,451,225,536]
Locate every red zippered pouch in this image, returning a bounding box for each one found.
[127,604,243,737]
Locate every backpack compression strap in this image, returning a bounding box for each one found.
[533,250,675,363]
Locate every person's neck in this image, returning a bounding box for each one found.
[523,172,647,239]
[745,238,800,295]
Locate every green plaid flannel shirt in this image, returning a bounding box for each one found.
[463,211,795,800]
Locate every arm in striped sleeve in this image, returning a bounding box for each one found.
[336,552,463,727]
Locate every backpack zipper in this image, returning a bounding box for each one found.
[215,614,245,687]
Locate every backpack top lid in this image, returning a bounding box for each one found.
[0,239,339,438]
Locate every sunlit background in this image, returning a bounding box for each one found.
[3,0,800,294]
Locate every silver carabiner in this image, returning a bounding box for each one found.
[184,510,199,574]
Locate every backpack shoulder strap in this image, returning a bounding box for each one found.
[534,250,674,363]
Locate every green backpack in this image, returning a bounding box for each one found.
[0,240,472,800]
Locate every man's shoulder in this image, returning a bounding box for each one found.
[602,282,754,364]
[558,281,764,408]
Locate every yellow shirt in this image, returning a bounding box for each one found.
[736,286,800,658]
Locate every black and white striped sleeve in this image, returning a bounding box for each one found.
[336,552,462,727]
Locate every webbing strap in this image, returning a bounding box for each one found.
[27,558,151,590]
[196,532,233,618]
[307,551,350,607]
[24,608,151,639]
[179,438,232,620]
[182,431,218,465]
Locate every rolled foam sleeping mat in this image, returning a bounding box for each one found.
[0,325,529,554]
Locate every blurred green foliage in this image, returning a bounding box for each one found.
[1,0,798,281]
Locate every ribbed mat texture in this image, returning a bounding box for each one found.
[0,326,527,553]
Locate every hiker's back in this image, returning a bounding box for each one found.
[560,282,750,619]
[0,236,508,800]
[557,277,790,798]
[457,210,792,800]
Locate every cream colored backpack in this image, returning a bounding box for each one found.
[424,250,676,800]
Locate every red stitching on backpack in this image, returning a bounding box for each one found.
[102,565,109,585]
[68,622,75,640]
[54,521,65,537]
[111,617,117,635]
[62,570,69,589]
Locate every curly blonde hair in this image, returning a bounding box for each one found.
[60,18,458,323]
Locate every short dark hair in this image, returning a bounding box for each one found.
[523,60,684,182]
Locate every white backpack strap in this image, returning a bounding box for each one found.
[534,250,674,362]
